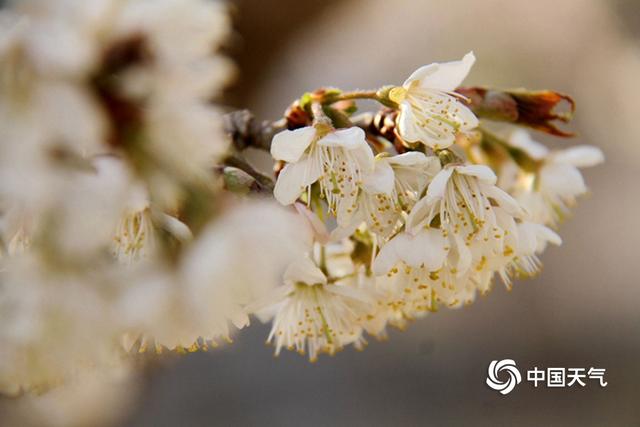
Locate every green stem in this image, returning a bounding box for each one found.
[329,90,379,102]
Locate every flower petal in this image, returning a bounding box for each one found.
[516,223,538,256]
[552,145,604,168]
[404,196,432,234]
[390,153,441,196]
[395,102,426,143]
[455,164,496,184]
[451,233,472,275]
[273,156,321,205]
[508,129,549,160]
[387,151,430,167]
[294,202,329,244]
[531,222,562,253]
[329,217,362,242]
[372,236,401,275]
[270,126,316,162]
[317,127,366,149]
[349,142,375,175]
[403,51,476,92]
[391,233,421,267]
[481,183,524,217]
[412,229,447,271]
[335,185,359,227]
[362,159,395,194]
[425,167,454,202]
[283,257,327,286]
[540,163,586,197]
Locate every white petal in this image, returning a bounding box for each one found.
[329,218,362,242]
[537,224,562,246]
[326,284,375,305]
[349,142,375,175]
[284,257,327,286]
[294,203,329,244]
[425,167,454,201]
[372,237,401,275]
[451,234,472,275]
[455,164,497,184]
[552,146,604,168]
[159,213,192,242]
[245,284,293,317]
[335,187,359,227]
[404,196,432,233]
[395,102,425,144]
[362,159,395,194]
[270,127,316,162]
[273,156,321,205]
[540,163,586,197]
[392,233,422,267]
[508,129,548,160]
[454,102,480,131]
[517,221,561,255]
[231,311,250,329]
[329,203,365,242]
[391,154,441,195]
[494,207,519,249]
[317,127,366,149]
[516,223,538,256]
[319,127,374,173]
[412,229,447,271]
[387,151,430,166]
[481,184,524,217]
[403,52,476,92]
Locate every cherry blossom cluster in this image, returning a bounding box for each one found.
[257,52,603,361]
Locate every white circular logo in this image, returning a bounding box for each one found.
[486,359,522,395]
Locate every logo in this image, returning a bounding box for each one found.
[486,360,607,395]
[486,359,522,395]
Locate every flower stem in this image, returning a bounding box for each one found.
[310,102,333,128]
[328,90,379,102]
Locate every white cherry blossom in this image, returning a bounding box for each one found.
[247,256,373,362]
[391,52,479,149]
[509,129,604,226]
[373,163,530,307]
[272,126,374,226]
[333,151,440,239]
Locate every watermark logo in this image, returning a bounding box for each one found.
[486,360,608,395]
[486,359,522,395]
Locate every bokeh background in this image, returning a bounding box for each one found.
[119,0,640,426]
[25,0,640,425]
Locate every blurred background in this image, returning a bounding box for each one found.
[9,0,639,425]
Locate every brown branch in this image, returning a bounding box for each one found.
[223,109,286,151]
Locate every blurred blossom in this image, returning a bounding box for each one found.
[0,0,256,425]
[115,199,312,353]
[6,370,138,427]
[0,253,130,396]
[505,129,604,227]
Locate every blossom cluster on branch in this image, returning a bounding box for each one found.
[246,52,603,361]
[0,0,602,423]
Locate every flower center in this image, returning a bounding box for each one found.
[389,86,407,104]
